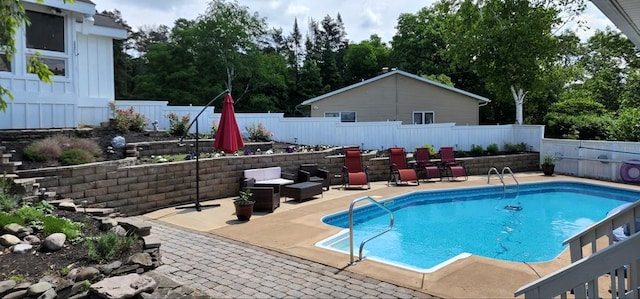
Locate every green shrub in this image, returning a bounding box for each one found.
[59,148,95,165]
[470,144,484,156]
[0,212,24,227]
[42,215,83,241]
[14,205,44,224]
[23,138,62,162]
[109,103,148,132]
[23,136,101,165]
[503,142,529,154]
[609,108,640,142]
[421,144,437,156]
[167,113,190,136]
[246,123,273,142]
[487,143,500,155]
[85,232,137,262]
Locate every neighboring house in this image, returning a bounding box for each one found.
[299,70,490,125]
[0,0,127,129]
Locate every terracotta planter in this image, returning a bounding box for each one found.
[542,164,555,176]
[234,201,255,221]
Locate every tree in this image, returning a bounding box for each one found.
[343,35,390,84]
[0,0,72,111]
[447,0,585,125]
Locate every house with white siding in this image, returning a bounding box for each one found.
[0,0,126,129]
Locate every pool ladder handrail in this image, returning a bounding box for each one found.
[348,196,394,265]
[487,167,519,196]
[501,166,519,195]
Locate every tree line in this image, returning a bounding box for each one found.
[13,0,640,141]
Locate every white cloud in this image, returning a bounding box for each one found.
[94,0,615,44]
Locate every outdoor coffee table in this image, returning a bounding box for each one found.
[282,181,323,202]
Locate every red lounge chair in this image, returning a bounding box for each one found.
[342,149,370,189]
[388,147,419,186]
[414,147,442,182]
[439,146,468,181]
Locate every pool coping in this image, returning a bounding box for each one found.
[145,174,640,298]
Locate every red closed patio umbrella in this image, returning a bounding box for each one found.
[214,93,244,153]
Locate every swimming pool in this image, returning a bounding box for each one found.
[317,181,640,272]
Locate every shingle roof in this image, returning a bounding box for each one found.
[300,70,491,106]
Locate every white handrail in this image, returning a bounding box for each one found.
[515,232,640,298]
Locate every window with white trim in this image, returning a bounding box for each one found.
[25,10,67,76]
[325,111,356,122]
[413,111,434,124]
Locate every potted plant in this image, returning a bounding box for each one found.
[542,154,556,176]
[234,189,254,221]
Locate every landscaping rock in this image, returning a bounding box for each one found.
[2,289,27,299]
[12,243,33,254]
[0,280,17,295]
[128,252,153,267]
[16,226,33,238]
[0,234,20,246]
[23,235,41,245]
[26,281,52,296]
[42,233,66,251]
[99,261,123,275]
[76,267,101,282]
[90,273,157,299]
[58,200,77,211]
[3,223,25,235]
[110,225,127,236]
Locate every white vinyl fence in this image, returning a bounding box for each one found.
[543,138,640,182]
[79,100,544,152]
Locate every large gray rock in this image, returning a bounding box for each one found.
[26,281,53,296]
[90,273,157,299]
[99,261,122,275]
[42,233,66,251]
[0,234,20,246]
[2,289,27,299]
[3,223,25,235]
[0,280,17,295]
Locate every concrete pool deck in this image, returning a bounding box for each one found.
[143,173,640,298]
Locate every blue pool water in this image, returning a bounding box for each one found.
[318,181,640,272]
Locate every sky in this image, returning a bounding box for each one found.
[94,0,617,44]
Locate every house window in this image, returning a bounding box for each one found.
[26,11,65,52]
[0,54,10,72]
[413,111,434,124]
[325,111,356,122]
[26,55,66,76]
[25,10,67,77]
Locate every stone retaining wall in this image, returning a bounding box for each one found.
[16,149,540,216]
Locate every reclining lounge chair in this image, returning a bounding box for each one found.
[439,146,468,181]
[342,149,370,189]
[388,147,419,186]
[414,147,442,182]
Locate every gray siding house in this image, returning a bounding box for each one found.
[299,70,490,125]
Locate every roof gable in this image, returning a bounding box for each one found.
[300,70,491,105]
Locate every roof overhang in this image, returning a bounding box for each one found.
[591,0,640,49]
[22,0,95,16]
